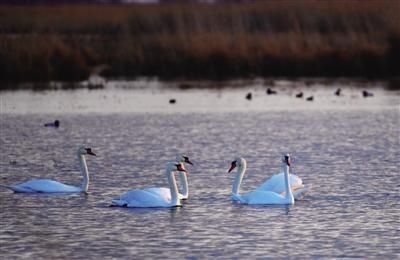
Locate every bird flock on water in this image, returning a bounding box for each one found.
[2,149,310,208]
[244,87,374,102]
[3,84,375,209]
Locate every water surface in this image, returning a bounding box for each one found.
[1,81,399,258]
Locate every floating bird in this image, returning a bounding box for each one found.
[44,120,60,128]
[146,155,194,201]
[295,92,303,98]
[362,90,374,97]
[245,92,252,100]
[335,88,341,96]
[228,156,309,203]
[228,155,295,205]
[306,96,314,101]
[0,147,96,193]
[169,99,176,104]
[111,162,186,208]
[266,88,277,95]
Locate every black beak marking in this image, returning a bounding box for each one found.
[86,148,96,156]
[228,160,237,173]
[184,156,194,165]
[284,155,290,166]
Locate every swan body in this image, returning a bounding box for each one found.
[112,189,175,208]
[229,155,295,205]
[256,171,311,199]
[111,162,185,208]
[2,147,96,193]
[6,179,82,193]
[232,189,293,205]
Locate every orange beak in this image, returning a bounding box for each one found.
[177,164,187,173]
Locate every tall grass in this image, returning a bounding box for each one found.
[0,1,399,82]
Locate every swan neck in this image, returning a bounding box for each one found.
[283,164,294,202]
[78,154,89,192]
[232,159,246,195]
[167,167,180,206]
[178,171,188,198]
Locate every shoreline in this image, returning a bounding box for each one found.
[1,80,398,114]
[0,77,398,91]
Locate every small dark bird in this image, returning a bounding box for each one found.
[169,99,176,104]
[266,88,277,95]
[335,88,341,96]
[296,92,303,98]
[306,96,314,101]
[246,92,252,100]
[362,90,374,98]
[44,120,60,128]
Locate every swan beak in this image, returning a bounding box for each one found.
[228,161,237,173]
[184,158,194,165]
[86,148,96,156]
[176,163,187,173]
[284,156,290,166]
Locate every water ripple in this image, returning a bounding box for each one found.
[0,109,399,258]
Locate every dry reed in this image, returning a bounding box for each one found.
[0,1,399,82]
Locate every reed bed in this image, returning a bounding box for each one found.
[0,1,399,82]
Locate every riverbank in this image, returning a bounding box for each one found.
[0,1,399,83]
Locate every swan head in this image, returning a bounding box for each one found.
[166,162,187,173]
[282,154,291,166]
[176,154,193,165]
[78,146,97,156]
[228,157,245,173]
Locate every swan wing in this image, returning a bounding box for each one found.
[278,184,312,200]
[256,172,303,194]
[11,179,81,193]
[112,188,172,208]
[241,190,287,205]
[145,187,172,200]
[145,187,186,200]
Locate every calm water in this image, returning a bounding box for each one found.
[1,80,399,258]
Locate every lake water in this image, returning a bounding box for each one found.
[1,79,399,258]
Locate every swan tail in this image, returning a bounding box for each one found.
[111,199,128,207]
[293,184,312,200]
[0,184,15,192]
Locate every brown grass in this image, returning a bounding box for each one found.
[0,1,399,82]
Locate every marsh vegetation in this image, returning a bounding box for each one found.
[0,1,399,83]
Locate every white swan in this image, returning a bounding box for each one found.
[137,154,193,201]
[228,157,310,200]
[228,155,294,205]
[1,147,96,193]
[111,162,185,208]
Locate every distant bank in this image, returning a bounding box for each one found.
[0,1,399,84]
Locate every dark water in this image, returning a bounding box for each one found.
[1,84,399,259]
